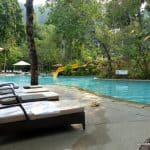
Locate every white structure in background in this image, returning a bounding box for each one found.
[115,70,128,75]
[0,47,4,51]
[13,61,30,66]
[140,1,147,12]
[13,61,30,74]
[18,0,46,6]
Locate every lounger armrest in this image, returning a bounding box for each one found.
[0,83,14,87]
[0,95,16,100]
[0,87,16,96]
[0,83,19,89]
[0,103,19,109]
[0,101,30,120]
[0,87,21,105]
[0,95,20,105]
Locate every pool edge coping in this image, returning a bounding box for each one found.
[51,84,150,108]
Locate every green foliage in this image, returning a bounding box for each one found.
[35,24,62,66]
[0,44,23,71]
[0,0,25,70]
[63,64,73,76]
[46,0,100,62]
[105,0,141,28]
[0,0,25,45]
[0,0,149,79]
[7,46,23,66]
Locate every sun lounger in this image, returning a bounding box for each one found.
[16,88,50,93]
[0,86,16,95]
[0,83,50,94]
[0,101,85,134]
[0,92,59,105]
[18,92,59,102]
[0,83,44,90]
[23,85,43,89]
[0,87,59,105]
[0,82,19,89]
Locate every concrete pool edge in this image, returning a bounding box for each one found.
[50,84,150,108]
[0,75,150,106]
[94,77,150,82]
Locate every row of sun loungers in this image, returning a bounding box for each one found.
[0,84,59,104]
[0,83,85,134]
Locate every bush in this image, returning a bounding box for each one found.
[63,64,73,76]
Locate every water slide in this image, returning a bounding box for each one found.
[53,64,79,77]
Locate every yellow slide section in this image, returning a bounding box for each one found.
[53,64,79,77]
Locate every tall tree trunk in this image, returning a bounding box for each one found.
[101,43,112,77]
[137,44,149,78]
[26,0,38,85]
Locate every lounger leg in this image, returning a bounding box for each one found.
[82,112,85,130]
[82,122,85,130]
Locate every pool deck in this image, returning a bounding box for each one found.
[0,85,150,150]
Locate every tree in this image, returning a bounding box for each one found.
[26,0,38,85]
[7,46,23,69]
[0,0,25,45]
[46,0,100,63]
[105,0,141,28]
[104,0,150,78]
[35,24,61,69]
[0,0,25,71]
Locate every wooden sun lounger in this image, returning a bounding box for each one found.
[0,87,59,105]
[18,92,59,101]
[0,82,19,89]
[23,85,43,89]
[0,83,50,93]
[0,101,85,134]
[16,88,50,93]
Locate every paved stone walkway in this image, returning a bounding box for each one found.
[0,85,150,150]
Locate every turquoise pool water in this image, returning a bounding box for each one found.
[0,75,150,104]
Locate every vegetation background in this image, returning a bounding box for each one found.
[0,0,149,79]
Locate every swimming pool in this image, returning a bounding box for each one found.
[0,75,150,104]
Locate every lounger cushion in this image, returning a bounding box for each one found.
[22,101,84,120]
[18,92,59,101]
[0,101,84,124]
[23,85,43,89]
[0,88,14,95]
[16,88,50,93]
[55,101,84,116]
[0,91,59,105]
[0,106,26,124]
[22,101,60,120]
[0,94,17,105]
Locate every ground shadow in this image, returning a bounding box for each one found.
[72,106,111,150]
